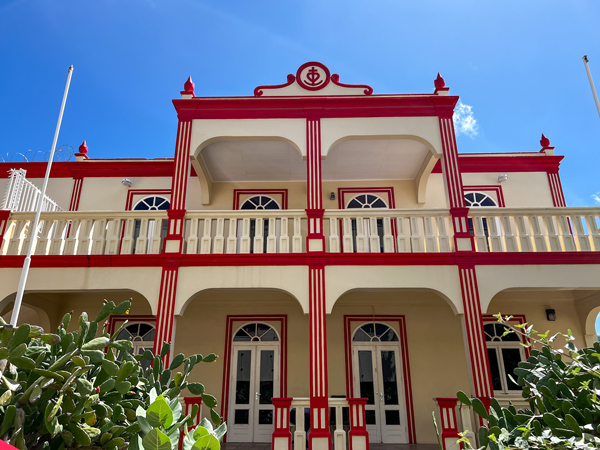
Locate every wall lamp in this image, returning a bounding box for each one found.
[330,192,336,200]
[546,308,556,321]
[122,178,133,188]
[497,174,508,183]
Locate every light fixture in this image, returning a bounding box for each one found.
[121,178,133,187]
[545,308,556,321]
[497,174,508,183]
[330,192,336,200]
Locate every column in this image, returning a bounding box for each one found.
[438,116,473,251]
[458,265,493,400]
[153,263,179,365]
[69,178,83,211]
[308,265,331,450]
[164,119,192,254]
[306,117,325,252]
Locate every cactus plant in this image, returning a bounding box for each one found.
[0,300,223,450]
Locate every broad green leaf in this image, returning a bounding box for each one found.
[192,425,209,440]
[0,389,12,406]
[147,395,174,428]
[213,423,227,441]
[0,404,16,436]
[170,353,185,370]
[9,324,31,351]
[82,337,110,350]
[471,398,489,420]
[110,340,133,352]
[142,428,172,450]
[210,408,222,426]
[202,394,217,409]
[456,391,471,406]
[160,342,171,358]
[193,434,220,450]
[94,301,116,323]
[188,383,205,396]
[68,423,92,446]
[112,300,132,316]
[102,359,120,376]
[202,354,217,363]
[115,381,132,395]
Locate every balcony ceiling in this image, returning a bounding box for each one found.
[200,138,431,182]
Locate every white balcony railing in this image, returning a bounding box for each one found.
[2,207,599,257]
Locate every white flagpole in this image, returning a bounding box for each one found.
[583,55,600,119]
[10,65,73,327]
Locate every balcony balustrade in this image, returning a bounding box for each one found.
[1,208,599,257]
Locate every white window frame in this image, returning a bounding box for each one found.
[483,322,526,395]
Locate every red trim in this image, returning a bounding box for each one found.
[233,189,288,210]
[125,189,172,210]
[337,187,396,209]
[547,172,567,207]
[220,315,288,437]
[153,266,179,363]
[481,314,531,359]
[254,74,295,97]
[173,94,459,121]
[432,154,564,174]
[68,178,83,211]
[330,74,373,96]
[2,251,600,269]
[107,314,155,336]
[344,315,416,444]
[463,186,505,207]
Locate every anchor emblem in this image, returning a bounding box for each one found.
[304,67,323,87]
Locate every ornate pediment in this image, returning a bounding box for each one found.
[254,61,373,97]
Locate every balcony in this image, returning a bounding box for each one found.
[1,207,600,257]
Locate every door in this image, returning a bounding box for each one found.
[228,339,280,442]
[352,324,407,443]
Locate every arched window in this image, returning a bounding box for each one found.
[352,323,399,342]
[464,192,498,208]
[133,196,170,211]
[233,323,279,342]
[483,323,525,394]
[346,194,387,252]
[240,196,281,210]
[116,322,156,367]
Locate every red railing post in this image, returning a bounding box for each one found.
[435,398,459,450]
[272,397,293,450]
[348,398,369,450]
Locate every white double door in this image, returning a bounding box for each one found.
[228,344,280,442]
[352,344,408,443]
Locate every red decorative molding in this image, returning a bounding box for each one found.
[75,141,89,159]
[344,315,416,444]
[233,189,288,210]
[463,185,505,207]
[153,266,179,364]
[330,74,373,95]
[431,154,564,174]
[126,189,172,210]
[181,76,195,97]
[547,172,566,207]
[434,73,449,95]
[337,187,396,209]
[481,314,531,359]
[171,120,192,211]
[107,314,155,336]
[220,315,287,437]
[296,61,331,91]
[254,74,296,97]
[69,178,83,211]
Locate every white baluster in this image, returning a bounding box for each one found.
[213,218,225,254]
[437,216,451,252]
[239,218,251,253]
[382,217,394,253]
[423,216,438,252]
[409,217,424,252]
[529,216,548,252]
[135,219,149,254]
[77,219,94,255]
[487,216,504,252]
[267,217,277,253]
[63,219,81,255]
[368,217,380,253]
[50,220,68,255]
[472,216,488,252]
[342,218,354,253]
[586,215,600,251]
[91,219,107,255]
[105,219,122,255]
[35,219,54,255]
[333,404,346,450]
[355,217,368,253]
[279,217,290,253]
[226,218,238,254]
[186,218,199,254]
[121,219,136,254]
[200,219,213,254]
[294,407,306,450]
[515,215,533,252]
[253,218,264,253]
[558,215,576,251]
[292,218,302,253]
[328,218,340,253]
[8,220,26,255]
[500,216,518,252]
[544,216,561,251]
[572,215,591,251]
[396,217,410,252]
[149,219,164,254]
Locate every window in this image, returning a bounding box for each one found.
[133,196,170,211]
[483,323,525,394]
[346,194,388,252]
[116,322,156,368]
[233,323,279,342]
[132,196,170,253]
[352,323,399,342]
[464,192,497,208]
[238,196,281,253]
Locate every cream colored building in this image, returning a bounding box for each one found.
[1,62,600,450]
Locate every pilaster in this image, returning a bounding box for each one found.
[306,118,325,253]
[153,263,179,364]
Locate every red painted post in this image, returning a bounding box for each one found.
[348,398,369,450]
[272,397,293,450]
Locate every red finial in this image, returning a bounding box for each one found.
[184,76,195,93]
[540,134,550,148]
[434,73,446,89]
[78,141,88,155]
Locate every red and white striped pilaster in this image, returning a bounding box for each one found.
[548,171,566,207]
[69,177,83,211]
[153,265,179,364]
[439,116,474,251]
[309,265,332,449]
[306,118,325,252]
[165,120,192,253]
[458,265,493,399]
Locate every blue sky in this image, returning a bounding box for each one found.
[1,1,599,209]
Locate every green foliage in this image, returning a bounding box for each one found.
[131,391,226,450]
[0,300,224,450]
[457,315,600,449]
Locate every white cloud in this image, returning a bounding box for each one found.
[453,102,479,138]
[592,193,600,205]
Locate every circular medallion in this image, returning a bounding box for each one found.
[296,61,330,91]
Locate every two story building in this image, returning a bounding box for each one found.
[1,62,600,449]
